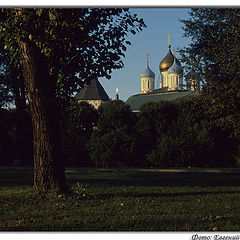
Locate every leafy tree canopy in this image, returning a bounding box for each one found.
[0,8,146,98]
[97,100,136,133]
[180,8,240,85]
[88,100,137,167]
[180,8,240,146]
[0,50,14,107]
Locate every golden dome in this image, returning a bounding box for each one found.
[159,45,181,72]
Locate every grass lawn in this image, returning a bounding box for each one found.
[1,167,240,231]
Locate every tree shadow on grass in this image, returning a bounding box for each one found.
[86,189,240,200]
[1,168,240,189]
[66,171,240,188]
[67,171,240,200]
[0,169,33,187]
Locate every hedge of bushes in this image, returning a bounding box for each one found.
[61,95,240,168]
[2,89,240,168]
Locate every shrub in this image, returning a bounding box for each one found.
[146,134,184,167]
[135,100,179,166]
[176,96,237,167]
[88,100,137,167]
[88,127,136,167]
[60,101,99,166]
[144,95,238,168]
[97,100,136,133]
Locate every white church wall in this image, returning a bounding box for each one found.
[141,76,155,93]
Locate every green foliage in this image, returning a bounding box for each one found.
[140,95,238,168]
[85,97,240,168]
[146,134,184,167]
[0,48,16,107]
[0,8,146,98]
[88,100,137,167]
[136,9,240,168]
[64,101,99,138]
[88,127,136,167]
[176,96,214,167]
[176,95,237,167]
[60,101,98,166]
[97,100,136,133]
[199,81,240,141]
[135,100,179,166]
[138,100,178,136]
[180,8,240,85]
[71,182,89,197]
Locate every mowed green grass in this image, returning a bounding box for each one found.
[1,167,240,231]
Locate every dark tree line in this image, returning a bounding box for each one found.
[2,97,239,169]
[61,98,240,168]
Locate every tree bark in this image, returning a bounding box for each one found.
[18,40,66,192]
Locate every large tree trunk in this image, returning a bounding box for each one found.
[19,40,66,192]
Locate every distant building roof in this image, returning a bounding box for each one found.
[126,89,193,112]
[75,78,110,101]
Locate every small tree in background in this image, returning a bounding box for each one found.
[61,101,98,166]
[135,100,178,166]
[88,100,137,167]
[140,96,237,168]
[177,93,238,167]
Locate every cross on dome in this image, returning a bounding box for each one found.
[146,53,150,66]
[167,33,172,48]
